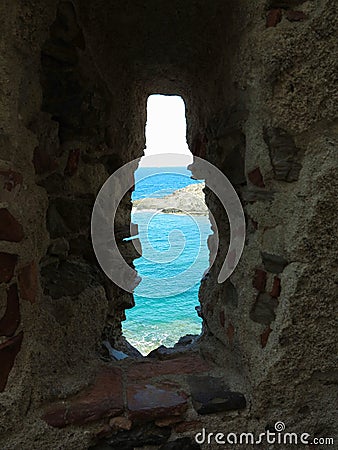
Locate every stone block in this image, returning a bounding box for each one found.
[18,262,38,304]
[253,269,267,292]
[0,253,18,283]
[261,252,288,273]
[266,9,282,28]
[248,167,265,188]
[250,293,278,325]
[127,382,188,422]
[0,284,20,337]
[0,209,24,242]
[188,376,246,414]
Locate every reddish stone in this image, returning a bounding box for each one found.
[0,253,18,283]
[261,327,272,348]
[0,331,23,392]
[270,276,281,298]
[127,355,210,382]
[18,261,38,304]
[0,284,20,337]
[266,9,282,28]
[127,382,188,422]
[109,416,132,431]
[0,209,24,242]
[174,420,202,433]
[253,269,267,292]
[64,149,81,177]
[227,323,235,344]
[0,170,22,192]
[219,310,225,328]
[155,416,182,427]
[33,146,58,175]
[43,368,124,427]
[248,167,265,188]
[286,10,307,22]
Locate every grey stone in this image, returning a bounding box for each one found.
[261,252,288,273]
[48,238,69,258]
[250,293,278,325]
[41,260,101,299]
[188,376,246,414]
[264,127,302,182]
[159,437,201,450]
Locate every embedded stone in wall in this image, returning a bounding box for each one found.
[261,327,272,348]
[18,262,38,304]
[0,209,24,242]
[253,269,267,292]
[64,149,81,176]
[0,284,20,337]
[0,331,23,392]
[261,252,288,273]
[286,10,307,21]
[263,127,302,182]
[270,276,281,297]
[47,196,94,238]
[266,9,282,28]
[33,146,58,175]
[41,260,101,299]
[247,167,265,188]
[223,280,238,307]
[0,253,18,283]
[250,293,278,325]
[188,376,246,414]
[127,382,188,422]
[226,323,235,344]
[0,170,22,201]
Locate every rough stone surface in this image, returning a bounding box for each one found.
[0,332,23,392]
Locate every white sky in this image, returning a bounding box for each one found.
[140,95,193,167]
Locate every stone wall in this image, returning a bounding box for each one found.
[0,0,336,449]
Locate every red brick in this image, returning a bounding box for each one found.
[261,327,272,348]
[43,367,124,427]
[127,355,210,382]
[64,149,81,177]
[270,276,281,298]
[266,9,282,28]
[248,167,265,188]
[0,331,23,392]
[127,382,188,422]
[0,253,18,283]
[253,269,267,292]
[286,10,307,22]
[0,284,20,337]
[227,323,235,344]
[219,310,225,328]
[18,261,38,304]
[33,146,58,175]
[0,209,24,242]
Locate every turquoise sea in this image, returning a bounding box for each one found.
[122,166,212,355]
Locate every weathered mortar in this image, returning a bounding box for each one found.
[0,0,337,449]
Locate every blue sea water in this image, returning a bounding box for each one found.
[123,166,212,355]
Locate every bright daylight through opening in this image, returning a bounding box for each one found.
[122,95,212,355]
